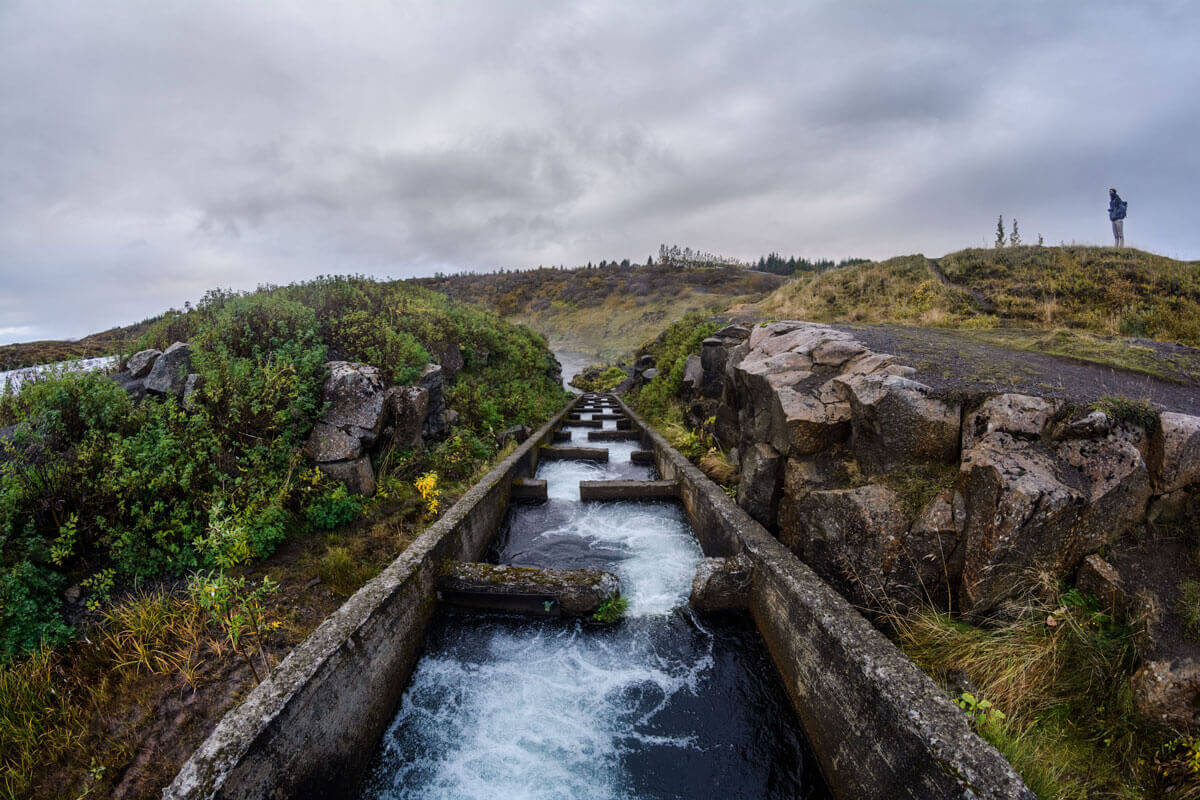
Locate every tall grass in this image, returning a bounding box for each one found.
[892,577,1197,799]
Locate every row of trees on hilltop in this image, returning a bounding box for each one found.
[754,253,870,276]
[657,244,746,269]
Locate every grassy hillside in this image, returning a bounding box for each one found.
[0,277,566,798]
[0,320,156,372]
[758,246,1200,381]
[418,263,784,361]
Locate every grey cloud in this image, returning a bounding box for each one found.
[1,0,1197,342]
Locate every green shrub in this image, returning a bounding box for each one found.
[592,594,628,624]
[0,276,567,663]
[0,561,72,662]
[305,486,364,531]
[629,312,720,422]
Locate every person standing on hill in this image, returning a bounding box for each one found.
[1108,188,1127,247]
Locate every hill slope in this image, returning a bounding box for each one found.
[757,246,1200,381]
[417,263,785,361]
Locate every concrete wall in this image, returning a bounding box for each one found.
[164,398,579,800]
[613,396,1034,800]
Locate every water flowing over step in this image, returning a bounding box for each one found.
[357,395,825,800]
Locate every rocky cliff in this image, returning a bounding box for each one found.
[680,320,1200,725]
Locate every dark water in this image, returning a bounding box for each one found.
[357,414,828,800]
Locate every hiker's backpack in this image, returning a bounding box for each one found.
[1116,199,1128,220]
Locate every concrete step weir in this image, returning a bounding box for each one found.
[586,429,641,442]
[436,562,621,617]
[579,479,679,501]
[539,444,609,462]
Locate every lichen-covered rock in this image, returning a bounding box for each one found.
[843,373,961,475]
[317,455,375,496]
[389,385,429,451]
[737,442,783,527]
[682,354,703,394]
[783,484,909,607]
[145,341,193,395]
[689,554,753,611]
[439,562,621,616]
[1152,412,1200,494]
[962,393,1059,451]
[893,490,963,609]
[321,361,389,443]
[306,422,363,462]
[1131,659,1200,728]
[1056,427,1151,556]
[419,364,447,439]
[956,433,1086,615]
[126,348,161,379]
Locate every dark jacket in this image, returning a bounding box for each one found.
[1109,192,1127,221]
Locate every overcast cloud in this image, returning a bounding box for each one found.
[1,0,1197,342]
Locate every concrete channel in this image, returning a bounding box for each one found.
[165,392,1031,800]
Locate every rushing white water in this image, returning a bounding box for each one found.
[360,404,822,800]
[0,355,118,393]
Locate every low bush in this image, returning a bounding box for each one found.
[0,276,566,666]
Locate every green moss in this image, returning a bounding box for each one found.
[1090,396,1160,433]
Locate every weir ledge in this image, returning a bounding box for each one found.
[163,397,583,800]
[611,395,1034,800]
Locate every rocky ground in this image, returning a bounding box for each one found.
[838,322,1200,415]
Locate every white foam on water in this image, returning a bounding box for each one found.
[362,622,712,800]
[538,458,614,501]
[0,355,118,393]
[363,410,716,799]
[530,502,700,616]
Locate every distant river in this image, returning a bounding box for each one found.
[553,348,595,393]
[0,355,119,393]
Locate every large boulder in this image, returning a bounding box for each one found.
[893,490,963,610]
[783,484,909,607]
[842,373,961,475]
[305,422,363,462]
[962,394,1059,451]
[737,442,783,527]
[145,342,193,395]
[1055,426,1151,558]
[419,364,447,440]
[1131,660,1200,729]
[1152,412,1200,494]
[956,433,1087,615]
[389,386,429,451]
[126,348,161,379]
[317,456,376,496]
[322,361,389,444]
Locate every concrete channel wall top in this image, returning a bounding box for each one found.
[163,398,582,800]
[611,395,1034,800]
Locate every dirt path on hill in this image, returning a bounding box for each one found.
[837,323,1200,415]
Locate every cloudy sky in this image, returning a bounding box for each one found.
[1,1,1197,343]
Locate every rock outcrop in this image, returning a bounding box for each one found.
[681,317,1200,726]
[145,342,194,395]
[305,360,451,495]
